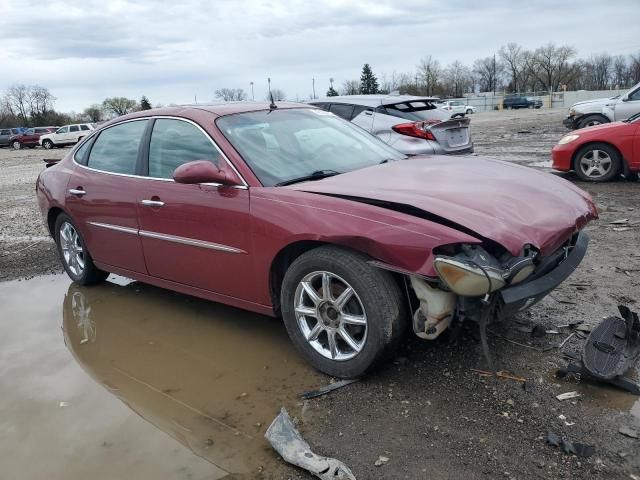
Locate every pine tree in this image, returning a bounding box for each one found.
[326,86,339,97]
[359,64,379,94]
[140,96,152,110]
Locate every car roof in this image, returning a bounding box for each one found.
[310,95,440,107]
[100,102,315,127]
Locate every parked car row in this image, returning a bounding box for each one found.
[37,101,597,378]
[0,123,95,149]
[309,95,474,155]
[503,96,543,109]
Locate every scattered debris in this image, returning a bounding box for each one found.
[265,408,356,480]
[531,324,546,338]
[619,426,639,439]
[558,305,640,395]
[59,401,70,407]
[300,379,359,400]
[610,219,629,225]
[374,456,389,467]
[556,391,581,401]
[471,369,526,383]
[546,431,594,457]
[558,332,575,349]
[556,320,584,329]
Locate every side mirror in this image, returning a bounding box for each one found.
[173,160,240,186]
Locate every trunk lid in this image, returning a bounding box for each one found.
[289,156,597,256]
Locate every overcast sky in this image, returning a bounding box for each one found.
[1,0,639,112]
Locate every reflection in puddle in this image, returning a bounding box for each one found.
[63,278,323,476]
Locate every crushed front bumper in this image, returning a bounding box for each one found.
[498,231,589,318]
[563,116,578,129]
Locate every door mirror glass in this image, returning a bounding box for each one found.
[173,160,238,185]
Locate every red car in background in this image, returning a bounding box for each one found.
[36,103,597,378]
[552,113,640,182]
[9,127,58,149]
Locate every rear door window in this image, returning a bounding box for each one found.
[148,119,221,179]
[329,103,355,120]
[70,125,79,132]
[80,124,91,131]
[87,120,148,175]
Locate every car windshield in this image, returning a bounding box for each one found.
[217,108,406,186]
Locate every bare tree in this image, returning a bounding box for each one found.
[341,80,360,95]
[102,97,138,117]
[5,85,30,122]
[498,43,525,92]
[214,88,248,101]
[629,52,640,84]
[27,86,55,124]
[587,53,613,89]
[473,56,503,93]
[265,89,286,101]
[528,43,577,92]
[442,60,472,97]
[417,56,441,96]
[83,104,103,123]
[612,55,630,88]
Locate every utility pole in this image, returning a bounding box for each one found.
[312,78,316,99]
[268,77,272,97]
[493,54,496,96]
[250,81,254,101]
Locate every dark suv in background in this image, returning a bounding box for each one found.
[8,127,58,149]
[503,96,542,109]
[0,128,25,147]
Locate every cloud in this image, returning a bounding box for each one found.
[0,0,638,111]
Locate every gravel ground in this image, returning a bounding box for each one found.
[0,109,639,479]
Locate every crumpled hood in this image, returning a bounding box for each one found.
[571,96,616,112]
[289,156,597,256]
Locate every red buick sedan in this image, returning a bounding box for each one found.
[37,103,597,377]
[552,112,640,182]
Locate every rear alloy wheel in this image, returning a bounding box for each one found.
[574,143,621,182]
[55,214,108,285]
[12,140,22,150]
[281,246,406,378]
[42,139,54,149]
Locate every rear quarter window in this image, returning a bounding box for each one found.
[87,120,148,175]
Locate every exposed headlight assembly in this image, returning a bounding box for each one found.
[434,245,536,297]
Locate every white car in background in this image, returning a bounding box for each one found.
[39,123,95,149]
[438,100,475,117]
[564,81,640,129]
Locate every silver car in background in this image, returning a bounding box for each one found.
[310,95,473,155]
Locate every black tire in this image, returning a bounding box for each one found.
[281,246,407,378]
[42,139,54,149]
[573,142,622,182]
[466,108,473,114]
[54,213,108,285]
[576,114,609,129]
[12,140,22,150]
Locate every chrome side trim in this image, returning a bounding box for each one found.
[139,230,246,254]
[88,222,139,235]
[72,115,249,188]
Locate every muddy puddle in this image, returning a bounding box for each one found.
[0,274,323,479]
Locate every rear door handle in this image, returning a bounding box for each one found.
[141,199,165,207]
[68,188,86,196]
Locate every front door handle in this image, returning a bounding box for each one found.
[68,188,86,196]
[141,199,165,207]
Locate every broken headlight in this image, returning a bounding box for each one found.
[433,245,536,296]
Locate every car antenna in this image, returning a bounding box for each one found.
[269,91,278,111]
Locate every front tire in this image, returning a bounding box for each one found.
[573,143,621,182]
[577,114,608,129]
[42,139,54,149]
[12,140,22,150]
[55,214,108,285]
[466,109,473,114]
[281,246,406,378]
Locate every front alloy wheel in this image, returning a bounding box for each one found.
[43,139,54,149]
[281,246,406,378]
[574,143,621,182]
[12,140,21,150]
[295,271,367,361]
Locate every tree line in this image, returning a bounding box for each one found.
[0,86,153,128]
[341,43,640,99]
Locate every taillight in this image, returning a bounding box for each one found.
[392,121,438,141]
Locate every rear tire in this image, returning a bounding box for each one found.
[573,142,621,182]
[42,139,54,149]
[281,246,406,378]
[577,114,609,129]
[54,213,108,285]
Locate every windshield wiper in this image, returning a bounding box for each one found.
[275,170,341,187]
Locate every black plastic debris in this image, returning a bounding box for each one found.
[558,305,640,395]
[546,431,595,458]
[265,408,356,480]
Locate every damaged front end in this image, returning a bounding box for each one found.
[404,231,589,340]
